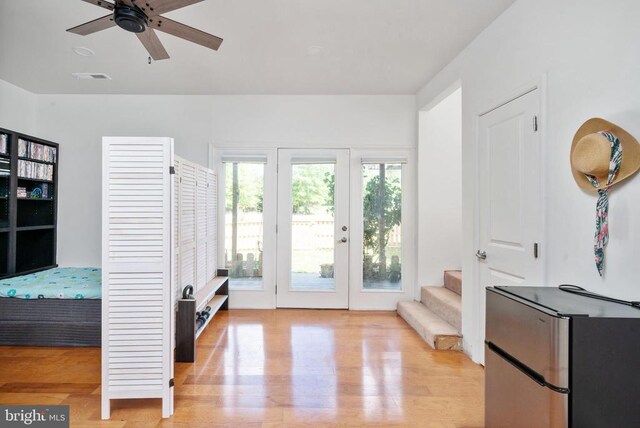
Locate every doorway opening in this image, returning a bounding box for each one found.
[276,149,350,309]
[417,86,463,288]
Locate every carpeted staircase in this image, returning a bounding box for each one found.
[397,270,462,350]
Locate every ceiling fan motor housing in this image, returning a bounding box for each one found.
[114,5,148,33]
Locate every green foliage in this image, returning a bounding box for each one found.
[225,163,264,212]
[291,164,333,214]
[363,168,401,260]
[323,171,335,214]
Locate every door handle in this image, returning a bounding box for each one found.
[338,237,348,243]
[476,250,487,260]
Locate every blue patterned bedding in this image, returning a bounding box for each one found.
[0,268,101,299]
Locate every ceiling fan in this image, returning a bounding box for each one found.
[67,0,223,60]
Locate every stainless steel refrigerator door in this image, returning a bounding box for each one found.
[485,345,568,428]
[486,288,570,389]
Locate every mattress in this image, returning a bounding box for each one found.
[0,267,101,299]
[0,298,101,346]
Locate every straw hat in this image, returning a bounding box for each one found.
[571,118,640,192]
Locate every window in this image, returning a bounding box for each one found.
[362,163,402,290]
[224,162,265,290]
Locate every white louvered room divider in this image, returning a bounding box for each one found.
[174,156,217,292]
[206,170,218,282]
[103,139,219,420]
[178,159,197,297]
[102,137,174,419]
[196,166,208,291]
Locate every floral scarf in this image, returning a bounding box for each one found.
[584,131,622,276]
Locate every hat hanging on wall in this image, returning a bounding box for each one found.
[570,118,640,276]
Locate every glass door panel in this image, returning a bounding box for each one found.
[290,163,336,291]
[224,162,265,290]
[362,163,403,291]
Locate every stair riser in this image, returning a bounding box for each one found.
[421,288,461,333]
[444,271,462,295]
[397,302,461,351]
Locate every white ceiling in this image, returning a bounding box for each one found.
[0,0,515,95]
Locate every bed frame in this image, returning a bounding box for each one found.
[0,298,100,347]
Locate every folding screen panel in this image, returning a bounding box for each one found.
[196,166,208,291]
[206,170,218,282]
[101,137,174,419]
[179,160,197,294]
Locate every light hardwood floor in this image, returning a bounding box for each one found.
[0,310,484,427]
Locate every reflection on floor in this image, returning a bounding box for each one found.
[0,310,484,427]
[231,275,402,291]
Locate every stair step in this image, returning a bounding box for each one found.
[421,286,461,333]
[397,301,461,351]
[444,270,462,295]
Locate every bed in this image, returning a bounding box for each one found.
[0,267,101,347]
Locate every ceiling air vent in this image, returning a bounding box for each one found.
[72,72,112,80]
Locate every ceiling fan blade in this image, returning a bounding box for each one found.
[67,14,115,36]
[152,16,223,51]
[137,29,170,60]
[79,0,116,12]
[140,0,205,16]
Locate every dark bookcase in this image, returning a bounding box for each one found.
[0,127,58,278]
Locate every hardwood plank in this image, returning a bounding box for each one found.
[0,309,484,426]
[0,392,68,405]
[0,382,99,394]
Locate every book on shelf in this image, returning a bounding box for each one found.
[18,139,28,157]
[18,159,54,181]
[18,138,57,163]
[0,158,9,177]
[0,134,7,154]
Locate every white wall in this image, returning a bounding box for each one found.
[210,96,416,149]
[0,79,37,134]
[417,87,462,286]
[36,95,213,267]
[416,0,640,362]
[31,94,415,267]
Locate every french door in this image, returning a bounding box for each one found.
[276,149,350,308]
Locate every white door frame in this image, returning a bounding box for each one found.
[472,79,547,363]
[210,144,418,311]
[349,148,417,310]
[212,148,277,309]
[276,148,350,309]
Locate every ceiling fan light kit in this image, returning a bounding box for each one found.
[67,0,223,61]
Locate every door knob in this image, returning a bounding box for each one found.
[476,250,487,260]
[342,226,348,231]
[338,237,348,243]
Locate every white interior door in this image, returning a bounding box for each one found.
[276,149,350,308]
[477,89,543,359]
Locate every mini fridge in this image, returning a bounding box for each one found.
[485,286,640,428]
